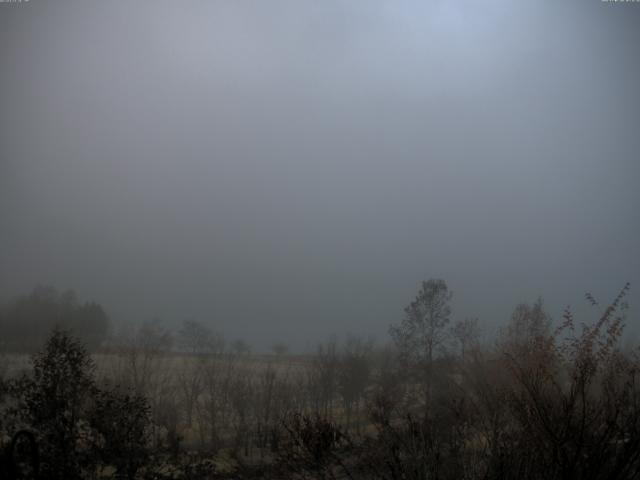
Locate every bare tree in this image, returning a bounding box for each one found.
[177,319,224,355]
[175,319,222,429]
[337,336,372,431]
[252,364,297,455]
[308,337,340,419]
[451,317,480,359]
[176,358,204,429]
[197,352,240,451]
[497,297,551,358]
[389,278,452,401]
[128,320,173,394]
[228,366,254,456]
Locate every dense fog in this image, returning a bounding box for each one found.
[2,2,640,480]
[1,0,639,350]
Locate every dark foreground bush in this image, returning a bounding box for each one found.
[269,285,640,480]
[2,329,150,480]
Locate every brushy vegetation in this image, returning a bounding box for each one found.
[1,280,638,479]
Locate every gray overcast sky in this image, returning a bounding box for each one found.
[1,0,639,350]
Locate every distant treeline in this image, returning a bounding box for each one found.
[0,286,109,352]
